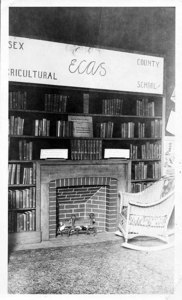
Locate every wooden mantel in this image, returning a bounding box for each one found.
[36,159,131,240]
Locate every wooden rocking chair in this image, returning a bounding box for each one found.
[118,178,175,251]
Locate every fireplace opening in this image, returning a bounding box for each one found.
[49,177,118,239]
[56,185,107,233]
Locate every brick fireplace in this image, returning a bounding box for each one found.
[37,159,131,241]
[49,177,118,238]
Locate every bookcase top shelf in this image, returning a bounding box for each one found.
[9,81,164,97]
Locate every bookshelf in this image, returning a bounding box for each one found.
[8,36,165,245]
[8,82,164,223]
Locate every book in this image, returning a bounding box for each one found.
[83,93,89,113]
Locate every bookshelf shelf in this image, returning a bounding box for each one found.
[131,178,159,183]
[9,109,162,119]
[8,184,36,188]
[9,160,36,163]
[9,135,161,141]
[9,208,36,211]
[131,159,161,162]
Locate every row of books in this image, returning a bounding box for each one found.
[102,99,123,115]
[8,210,36,233]
[8,187,36,209]
[130,142,161,160]
[34,119,50,136]
[132,161,161,180]
[56,121,73,137]
[121,122,135,138]
[131,182,153,193]
[19,140,33,160]
[9,116,24,135]
[71,139,102,160]
[44,94,68,112]
[151,120,162,138]
[8,163,36,185]
[136,99,155,116]
[9,91,27,109]
[121,121,162,138]
[96,122,114,138]
[121,122,146,138]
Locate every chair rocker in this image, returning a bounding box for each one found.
[118,179,175,251]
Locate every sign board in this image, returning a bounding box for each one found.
[9,36,164,94]
[68,115,93,138]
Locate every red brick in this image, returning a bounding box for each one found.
[106,209,117,214]
[49,212,56,217]
[97,222,105,226]
[58,214,66,219]
[59,205,65,209]
[49,220,56,225]
[92,200,105,205]
[65,204,78,209]
[49,205,56,209]
[98,213,106,218]
[49,196,56,200]
[49,181,56,188]
[49,224,57,228]
[59,209,73,214]
[95,217,105,223]
[58,200,71,204]
[106,221,117,226]
[73,208,85,213]
[79,204,85,208]
[92,208,106,214]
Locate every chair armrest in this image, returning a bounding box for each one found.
[129,191,174,208]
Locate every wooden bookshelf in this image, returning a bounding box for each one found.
[8,80,165,243]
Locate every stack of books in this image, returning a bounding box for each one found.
[34,119,50,136]
[121,122,135,138]
[44,93,68,112]
[96,122,114,138]
[9,116,24,135]
[150,120,162,138]
[56,121,73,137]
[8,163,36,185]
[71,139,102,160]
[19,140,33,160]
[102,99,123,115]
[136,98,155,116]
[9,91,27,109]
[8,211,36,232]
[132,161,161,180]
[8,187,36,209]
